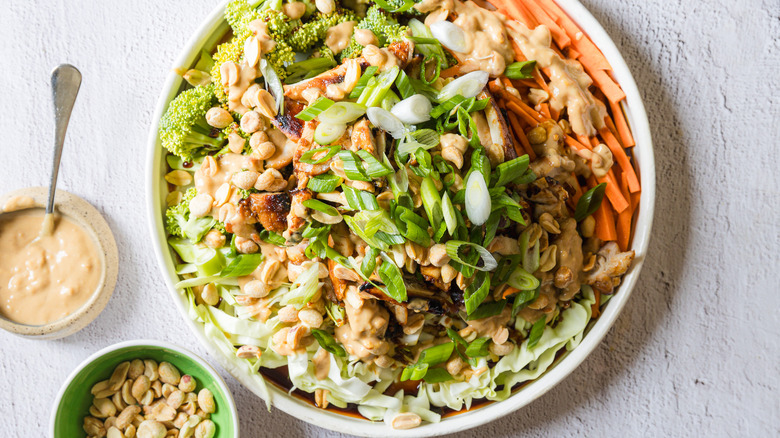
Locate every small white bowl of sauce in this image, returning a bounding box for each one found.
[0,187,118,339]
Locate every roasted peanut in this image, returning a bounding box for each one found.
[197,389,216,414]
[178,375,197,393]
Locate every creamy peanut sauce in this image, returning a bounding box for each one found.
[505,21,605,136]
[335,288,390,360]
[325,21,356,55]
[467,306,511,337]
[2,196,35,213]
[225,61,258,114]
[554,218,583,301]
[195,153,261,205]
[362,45,402,72]
[0,210,101,325]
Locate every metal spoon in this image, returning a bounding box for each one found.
[39,64,82,237]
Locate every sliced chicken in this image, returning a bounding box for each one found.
[585,242,635,294]
[349,119,374,154]
[477,89,517,166]
[272,98,305,141]
[240,192,290,233]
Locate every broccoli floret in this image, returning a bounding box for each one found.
[225,0,285,40]
[166,187,223,241]
[264,40,296,81]
[165,187,199,238]
[210,39,244,107]
[339,5,409,60]
[287,10,359,52]
[159,84,225,162]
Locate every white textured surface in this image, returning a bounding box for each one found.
[1,0,778,436]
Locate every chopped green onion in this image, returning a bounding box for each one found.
[512,285,540,316]
[527,317,546,348]
[465,171,491,226]
[395,70,415,99]
[391,94,433,124]
[507,266,540,290]
[430,95,466,118]
[357,66,400,108]
[295,97,335,121]
[574,183,607,221]
[366,107,405,139]
[445,240,497,272]
[423,368,453,383]
[307,174,342,192]
[401,362,428,381]
[491,155,530,187]
[420,54,442,85]
[393,206,431,246]
[466,299,507,320]
[195,248,226,276]
[349,66,378,99]
[441,192,458,235]
[463,270,490,315]
[337,150,370,181]
[311,328,347,357]
[419,342,455,365]
[446,327,468,347]
[420,177,443,228]
[220,253,264,277]
[258,229,286,245]
[483,209,501,246]
[437,70,489,102]
[342,185,380,210]
[318,102,367,125]
[299,145,340,164]
[504,60,537,80]
[357,150,393,178]
[464,337,491,357]
[408,36,440,45]
[380,90,401,112]
[493,254,521,285]
[361,247,379,278]
[378,253,407,302]
[303,199,339,216]
[314,123,347,145]
[259,58,284,115]
[430,21,468,53]
[408,18,450,69]
[285,57,336,84]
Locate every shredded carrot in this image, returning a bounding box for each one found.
[522,0,571,48]
[596,169,629,213]
[440,65,465,78]
[599,127,640,193]
[609,100,636,147]
[589,136,600,149]
[576,134,592,149]
[506,111,537,159]
[502,286,521,299]
[566,46,581,59]
[565,135,591,152]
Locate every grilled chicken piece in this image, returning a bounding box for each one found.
[284,59,361,102]
[287,188,312,236]
[349,119,374,154]
[240,192,290,233]
[293,121,334,185]
[384,41,414,67]
[585,242,635,294]
[477,90,516,166]
[357,275,457,315]
[328,259,348,302]
[272,98,305,141]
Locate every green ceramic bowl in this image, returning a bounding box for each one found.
[50,340,239,437]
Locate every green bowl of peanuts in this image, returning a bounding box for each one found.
[50,340,238,437]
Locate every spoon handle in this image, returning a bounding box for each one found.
[47,64,82,214]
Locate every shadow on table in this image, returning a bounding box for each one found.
[439,1,694,437]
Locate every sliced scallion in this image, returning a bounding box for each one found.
[446,240,498,272]
[299,145,340,164]
[318,102,367,125]
[307,174,342,192]
[295,97,335,121]
[314,123,346,145]
[504,60,537,80]
[302,199,339,217]
[311,328,347,356]
[378,252,408,302]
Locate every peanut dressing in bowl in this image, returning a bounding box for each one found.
[0,209,101,325]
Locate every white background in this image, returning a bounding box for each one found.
[1,0,778,436]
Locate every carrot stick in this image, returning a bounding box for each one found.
[513,0,538,28]
[593,196,617,241]
[537,0,612,71]
[596,169,629,213]
[539,103,551,119]
[565,135,591,151]
[599,127,640,193]
[502,286,520,299]
[507,112,537,159]
[523,0,571,48]
[503,94,546,123]
[589,136,600,148]
[506,101,538,126]
[577,134,592,149]
[590,69,625,104]
[609,100,635,147]
[616,173,633,251]
[566,46,581,59]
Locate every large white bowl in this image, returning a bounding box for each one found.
[146,1,655,436]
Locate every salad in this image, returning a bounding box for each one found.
[159,0,640,429]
